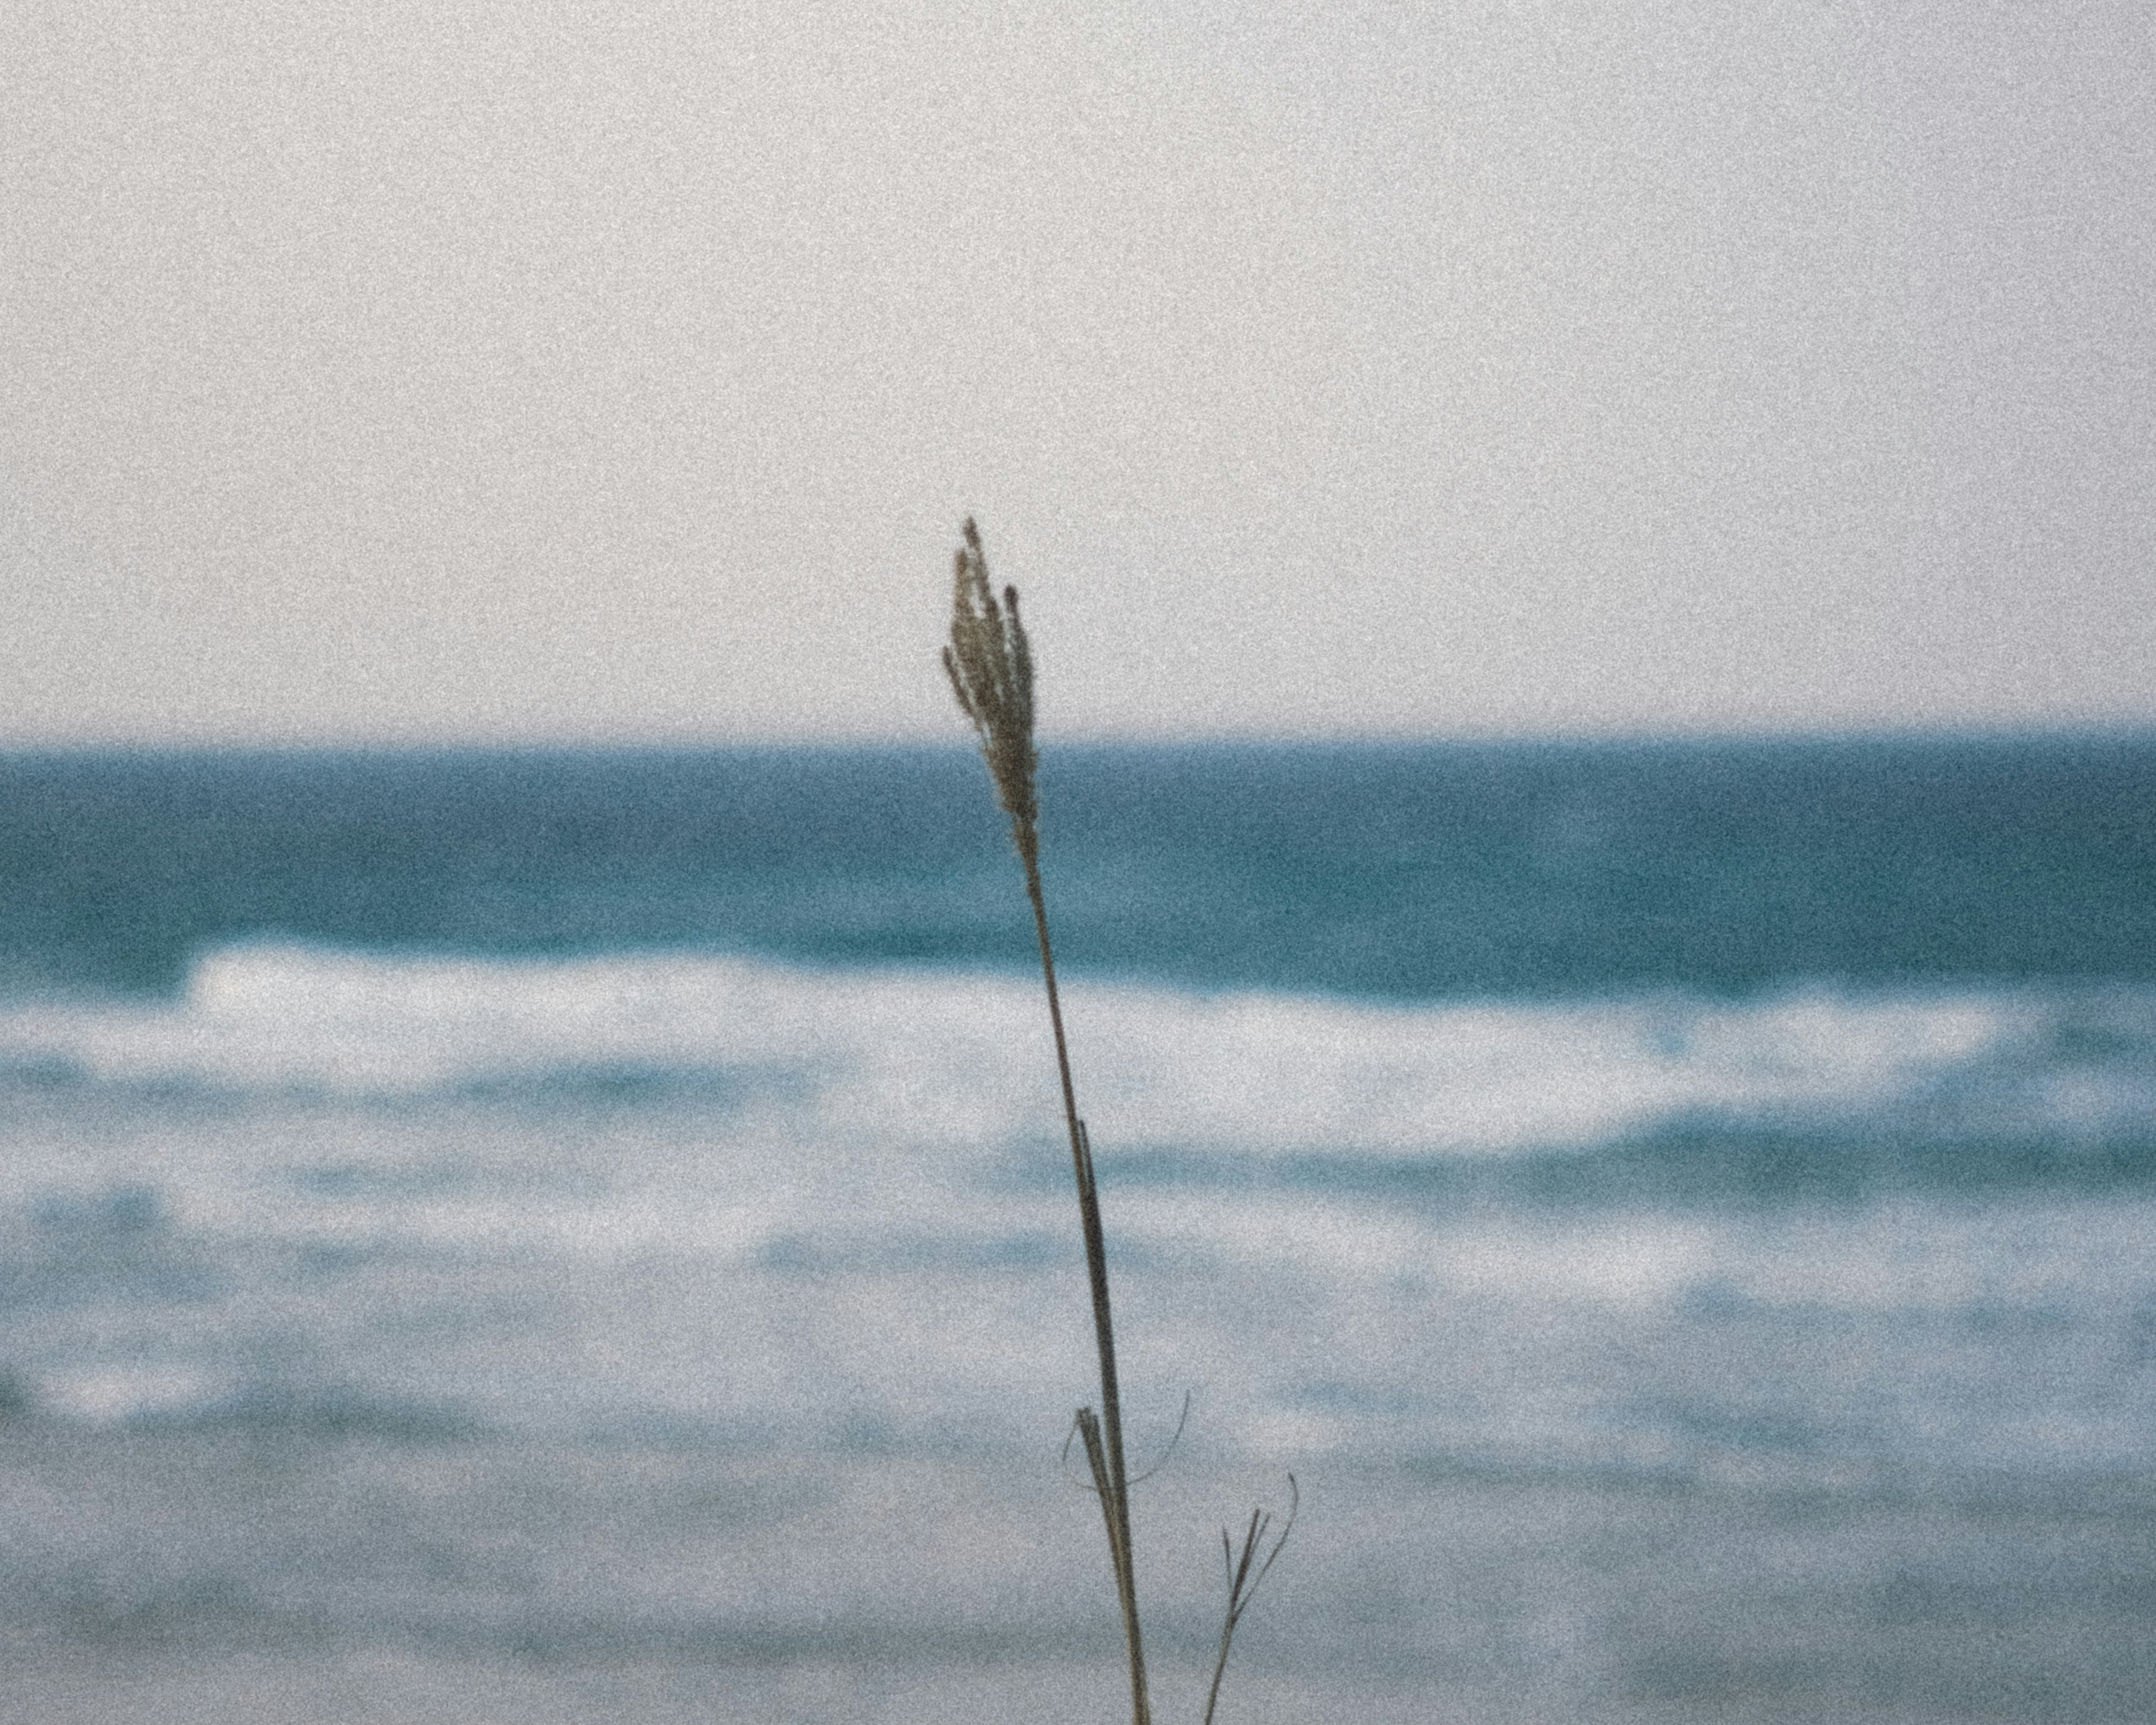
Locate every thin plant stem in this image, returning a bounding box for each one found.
[1200,1478,1296,1725]
[943,517,1156,1725]
[947,518,1295,1724]
[1025,856,1150,1725]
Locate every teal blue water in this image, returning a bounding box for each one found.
[4,737,2152,998]
[0,738,2151,1723]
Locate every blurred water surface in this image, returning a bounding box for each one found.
[1,740,2152,1723]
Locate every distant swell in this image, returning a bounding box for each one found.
[0,944,2149,1199]
[1109,1126,2156,1210]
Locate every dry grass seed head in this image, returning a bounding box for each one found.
[942,517,1040,864]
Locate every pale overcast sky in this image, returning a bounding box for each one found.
[3,1,2150,743]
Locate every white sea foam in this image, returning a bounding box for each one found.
[42,1363,215,1426]
[0,942,2147,1162]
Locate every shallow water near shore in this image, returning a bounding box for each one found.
[2,740,2153,1722]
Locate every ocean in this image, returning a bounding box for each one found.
[1,738,2151,1723]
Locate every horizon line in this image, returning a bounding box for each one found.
[2,718,2153,759]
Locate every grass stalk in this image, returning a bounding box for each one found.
[943,518,1152,1725]
[945,518,1296,1723]
[1199,1480,1296,1725]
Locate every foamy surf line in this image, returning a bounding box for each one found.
[1,943,2152,1162]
